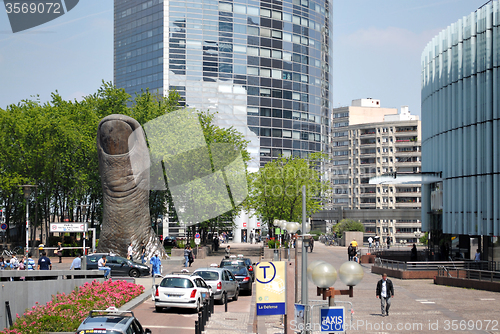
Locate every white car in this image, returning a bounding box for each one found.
[154,274,212,313]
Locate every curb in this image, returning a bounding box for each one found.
[119,290,152,311]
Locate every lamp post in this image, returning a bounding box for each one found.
[20,185,37,257]
[309,261,364,306]
[414,229,422,244]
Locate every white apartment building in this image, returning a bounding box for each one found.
[328,99,422,243]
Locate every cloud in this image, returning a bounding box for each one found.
[339,26,442,54]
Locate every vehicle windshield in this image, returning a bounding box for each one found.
[226,266,247,276]
[160,277,194,288]
[193,271,219,281]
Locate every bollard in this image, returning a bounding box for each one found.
[198,311,204,332]
[203,300,208,325]
[195,320,199,334]
[211,294,215,314]
[225,292,228,312]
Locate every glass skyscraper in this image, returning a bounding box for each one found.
[114,0,332,169]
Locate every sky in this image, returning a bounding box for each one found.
[0,0,490,117]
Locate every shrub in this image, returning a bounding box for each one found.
[2,280,144,334]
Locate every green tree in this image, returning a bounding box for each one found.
[334,219,365,236]
[245,154,329,232]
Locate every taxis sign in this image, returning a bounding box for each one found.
[255,261,285,316]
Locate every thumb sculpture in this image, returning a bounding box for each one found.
[96,114,167,259]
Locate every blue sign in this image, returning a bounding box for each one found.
[195,233,200,238]
[257,302,286,315]
[320,307,345,332]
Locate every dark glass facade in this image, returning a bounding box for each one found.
[114,0,332,168]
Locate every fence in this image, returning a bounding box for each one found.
[437,267,500,283]
[374,258,496,272]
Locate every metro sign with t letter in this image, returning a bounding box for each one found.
[255,261,286,316]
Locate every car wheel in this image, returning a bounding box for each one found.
[220,292,227,305]
[232,289,239,301]
[155,306,163,312]
[129,269,140,278]
[194,299,201,313]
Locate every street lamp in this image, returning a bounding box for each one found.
[414,229,422,244]
[309,261,364,307]
[20,184,37,257]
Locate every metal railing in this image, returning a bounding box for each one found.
[437,267,500,283]
[374,258,496,271]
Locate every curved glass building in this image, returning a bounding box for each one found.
[114,0,332,169]
[421,1,500,237]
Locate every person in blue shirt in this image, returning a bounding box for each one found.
[70,253,82,270]
[37,251,52,270]
[150,253,162,276]
[25,253,36,270]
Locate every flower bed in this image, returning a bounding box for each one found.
[1,279,144,334]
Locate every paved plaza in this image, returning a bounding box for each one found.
[52,242,500,333]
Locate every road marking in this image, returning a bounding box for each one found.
[421,301,435,304]
[415,299,428,302]
[143,325,194,329]
[480,298,495,301]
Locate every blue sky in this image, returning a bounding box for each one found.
[0,0,489,117]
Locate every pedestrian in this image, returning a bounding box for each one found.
[183,246,190,267]
[353,251,360,264]
[474,249,481,262]
[351,238,358,254]
[70,253,82,270]
[140,242,146,264]
[250,231,254,244]
[127,242,134,260]
[368,236,373,249]
[348,243,354,261]
[98,255,111,278]
[56,242,63,263]
[19,256,26,270]
[0,257,5,270]
[309,236,314,253]
[188,246,194,267]
[10,255,19,269]
[375,238,380,249]
[411,244,418,261]
[37,251,52,270]
[376,273,394,317]
[150,253,162,276]
[225,245,231,259]
[25,253,36,270]
[386,237,391,249]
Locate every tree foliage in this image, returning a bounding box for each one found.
[333,219,365,236]
[244,154,329,232]
[0,82,249,245]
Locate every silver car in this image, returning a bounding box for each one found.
[192,268,239,304]
[77,308,151,334]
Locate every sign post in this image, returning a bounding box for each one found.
[320,307,345,333]
[194,233,200,259]
[255,261,286,316]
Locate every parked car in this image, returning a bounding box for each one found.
[163,236,177,247]
[220,257,255,282]
[77,308,151,334]
[224,265,252,295]
[154,274,212,313]
[86,253,150,278]
[192,267,239,304]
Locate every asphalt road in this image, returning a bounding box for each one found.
[132,282,254,334]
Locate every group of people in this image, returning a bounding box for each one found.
[0,252,53,272]
[183,246,194,267]
[347,238,359,263]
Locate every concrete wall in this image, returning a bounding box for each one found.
[342,231,364,247]
[434,276,500,292]
[0,271,104,330]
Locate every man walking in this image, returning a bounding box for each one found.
[25,253,36,270]
[376,273,394,316]
[70,253,82,270]
[37,251,52,270]
[348,243,354,261]
[150,253,162,276]
[127,243,134,260]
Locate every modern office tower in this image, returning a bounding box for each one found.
[114,0,332,170]
[329,99,422,243]
[421,1,500,259]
